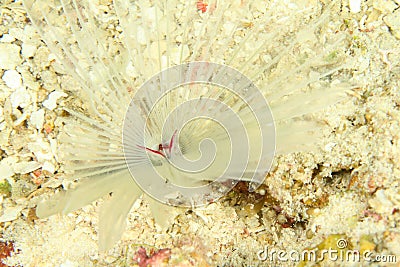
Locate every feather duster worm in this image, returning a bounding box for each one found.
[23,0,354,250]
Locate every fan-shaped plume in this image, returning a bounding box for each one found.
[24,0,353,250]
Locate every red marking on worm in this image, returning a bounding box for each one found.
[137,130,178,158]
[168,130,177,154]
[137,145,166,158]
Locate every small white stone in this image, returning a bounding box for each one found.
[324,142,336,152]
[0,34,16,43]
[0,158,15,179]
[13,161,41,174]
[0,206,23,222]
[42,161,56,174]
[8,28,25,41]
[30,109,45,130]
[0,43,22,70]
[258,189,266,196]
[349,0,361,13]
[42,176,63,188]
[43,91,68,110]
[49,138,58,157]
[10,87,31,109]
[22,43,37,58]
[126,61,138,79]
[356,56,370,73]
[13,111,29,127]
[28,138,54,162]
[24,25,40,42]
[161,55,168,69]
[2,69,22,89]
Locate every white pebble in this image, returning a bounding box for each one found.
[43,91,68,110]
[0,43,22,70]
[324,142,336,152]
[30,109,45,130]
[349,0,361,13]
[13,161,41,174]
[42,161,56,174]
[0,158,16,179]
[22,43,37,58]
[28,138,54,162]
[49,138,58,156]
[13,110,29,127]
[2,69,22,89]
[0,34,16,43]
[10,87,31,109]
[0,206,23,223]
[126,61,138,79]
[24,25,39,41]
[8,28,25,42]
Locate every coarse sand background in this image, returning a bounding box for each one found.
[0,0,399,266]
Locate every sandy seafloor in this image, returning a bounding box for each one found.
[0,0,399,266]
